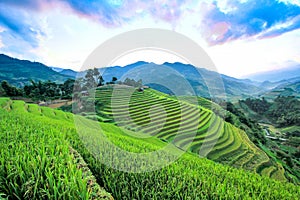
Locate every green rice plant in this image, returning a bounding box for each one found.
[1,99,299,199]
[0,105,112,199]
[91,87,284,179]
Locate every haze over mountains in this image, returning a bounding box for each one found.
[244,65,300,82]
[1,54,299,100]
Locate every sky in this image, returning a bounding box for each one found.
[0,0,300,78]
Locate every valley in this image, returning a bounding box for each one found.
[0,54,299,199]
[1,0,300,199]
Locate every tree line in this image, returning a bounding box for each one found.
[0,68,143,101]
[0,79,75,101]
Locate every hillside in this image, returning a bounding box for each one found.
[0,98,299,199]
[0,98,113,199]
[0,54,72,87]
[76,62,264,100]
[260,79,300,100]
[50,62,300,100]
[74,85,287,181]
[238,96,300,127]
[0,54,267,100]
[236,97,300,182]
[2,54,299,101]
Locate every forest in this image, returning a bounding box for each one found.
[241,96,300,127]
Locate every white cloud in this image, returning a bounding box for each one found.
[279,0,300,6]
[206,28,300,77]
[1,0,299,78]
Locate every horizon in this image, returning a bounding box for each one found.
[2,52,300,81]
[0,1,300,78]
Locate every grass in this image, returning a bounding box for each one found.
[0,98,112,200]
[0,97,300,199]
[90,86,285,180]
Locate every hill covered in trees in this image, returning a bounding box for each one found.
[240,96,300,127]
[0,54,72,87]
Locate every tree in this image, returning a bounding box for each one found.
[0,84,5,96]
[84,68,105,87]
[85,69,97,88]
[1,80,22,96]
[137,79,143,87]
[97,75,104,86]
[93,68,100,82]
[93,68,105,86]
[1,81,11,96]
[62,79,75,98]
[111,77,117,84]
[122,78,143,87]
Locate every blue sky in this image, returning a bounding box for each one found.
[0,0,299,77]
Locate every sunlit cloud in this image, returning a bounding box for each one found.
[202,0,300,45]
[0,0,299,76]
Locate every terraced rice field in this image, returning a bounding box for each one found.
[0,98,112,199]
[1,97,299,199]
[92,85,286,180]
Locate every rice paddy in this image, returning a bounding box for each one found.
[0,97,299,199]
[92,85,286,180]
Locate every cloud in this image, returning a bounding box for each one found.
[202,0,300,45]
[1,0,299,64]
[61,0,190,28]
[0,2,46,48]
[62,0,122,26]
[0,0,44,10]
[0,0,191,27]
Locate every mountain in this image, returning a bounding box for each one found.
[95,62,300,100]
[259,78,300,100]
[51,67,78,77]
[1,54,298,100]
[59,69,77,77]
[0,54,73,87]
[244,65,300,82]
[81,61,265,100]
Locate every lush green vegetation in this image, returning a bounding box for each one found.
[0,98,112,199]
[69,85,288,182]
[236,96,300,183]
[1,97,299,199]
[240,96,300,127]
[0,54,71,87]
[179,96,267,146]
[0,79,75,101]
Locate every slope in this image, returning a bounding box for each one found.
[0,54,72,87]
[0,98,299,199]
[0,98,112,199]
[81,85,286,181]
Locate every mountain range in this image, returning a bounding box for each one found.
[244,65,300,82]
[0,54,299,100]
[0,54,73,87]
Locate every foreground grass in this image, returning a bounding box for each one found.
[0,98,299,199]
[0,99,112,199]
